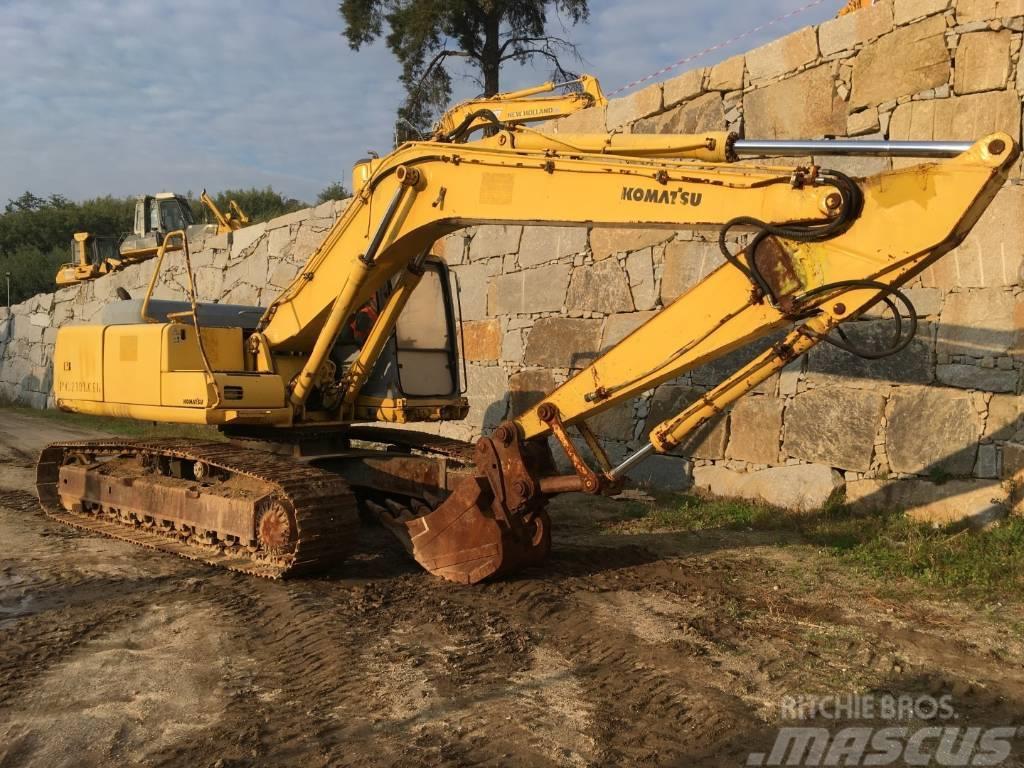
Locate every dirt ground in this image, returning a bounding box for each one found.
[1,409,1023,767]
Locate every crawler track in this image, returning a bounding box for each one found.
[35,439,360,578]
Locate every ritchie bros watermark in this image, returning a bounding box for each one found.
[747,693,1022,767]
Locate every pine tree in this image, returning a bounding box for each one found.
[340,0,589,137]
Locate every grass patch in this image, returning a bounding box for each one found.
[0,403,225,441]
[611,493,790,533]
[610,493,1024,600]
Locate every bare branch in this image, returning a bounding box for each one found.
[422,49,478,79]
[409,48,480,100]
[500,47,563,64]
[497,34,583,68]
[504,34,581,51]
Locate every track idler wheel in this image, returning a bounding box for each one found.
[372,475,551,585]
[257,501,297,556]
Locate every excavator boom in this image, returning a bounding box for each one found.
[42,89,1018,584]
[278,130,1015,582]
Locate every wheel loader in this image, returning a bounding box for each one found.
[55,192,249,287]
[35,73,1019,584]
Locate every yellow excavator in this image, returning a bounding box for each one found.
[432,74,607,139]
[35,73,1018,584]
[55,192,249,287]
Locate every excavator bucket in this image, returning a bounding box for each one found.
[375,475,551,584]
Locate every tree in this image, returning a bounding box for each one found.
[0,193,134,256]
[317,182,350,204]
[339,0,589,137]
[4,191,46,214]
[0,192,137,304]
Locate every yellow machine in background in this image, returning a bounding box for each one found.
[55,192,250,287]
[55,78,599,288]
[54,232,123,288]
[200,190,249,232]
[36,74,1018,585]
[838,0,876,16]
[432,74,607,139]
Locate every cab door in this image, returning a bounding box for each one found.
[393,260,460,397]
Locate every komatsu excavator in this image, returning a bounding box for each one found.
[36,75,1018,583]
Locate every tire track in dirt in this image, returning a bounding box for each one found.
[466,556,768,765]
[144,528,432,766]
[0,488,42,513]
[0,497,204,715]
[0,598,237,768]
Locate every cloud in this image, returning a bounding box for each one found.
[0,0,839,205]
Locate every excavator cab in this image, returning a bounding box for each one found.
[337,257,466,423]
[54,236,468,428]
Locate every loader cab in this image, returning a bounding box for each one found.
[81,233,120,267]
[135,193,195,235]
[54,232,123,287]
[123,193,197,253]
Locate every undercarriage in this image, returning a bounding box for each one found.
[35,426,555,582]
[36,438,361,579]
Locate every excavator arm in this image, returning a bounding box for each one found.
[246,128,1017,583]
[431,74,607,140]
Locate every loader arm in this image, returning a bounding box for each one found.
[201,191,249,233]
[245,126,1017,583]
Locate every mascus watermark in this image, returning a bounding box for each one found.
[747,694,1022,767]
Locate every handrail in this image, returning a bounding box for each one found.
[139,229,221,408]
[140,230,188,323]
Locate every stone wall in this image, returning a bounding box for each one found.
[0,0,1021,520]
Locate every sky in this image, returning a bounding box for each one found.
[0,0,839,205]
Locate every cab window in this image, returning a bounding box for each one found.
[394,263,457,397]
[159,200,190,232]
